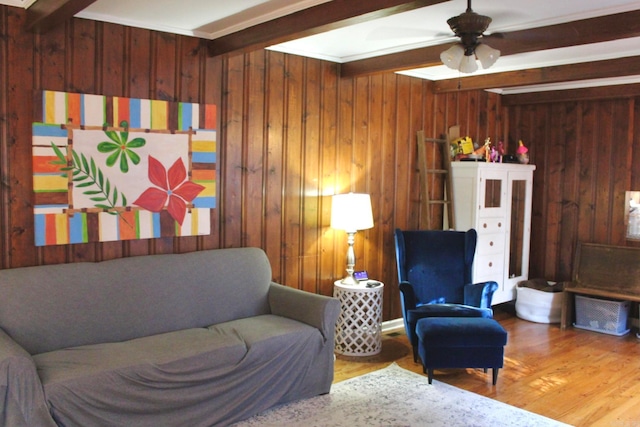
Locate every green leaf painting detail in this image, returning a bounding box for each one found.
[50,143,128,215]
[97,120,146,173]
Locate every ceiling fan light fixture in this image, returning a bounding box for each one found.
[439,0,499,73]
[459,54,478,74]
[475,43,500,69]
[440,43,465,70]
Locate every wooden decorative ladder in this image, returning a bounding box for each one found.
[416,129,455,230]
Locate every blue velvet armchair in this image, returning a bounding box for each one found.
[394,229,498,361]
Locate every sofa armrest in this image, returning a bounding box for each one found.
[268,283,341,341]
[0,329,57,427]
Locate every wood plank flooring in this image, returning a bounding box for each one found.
[333,306,640,427]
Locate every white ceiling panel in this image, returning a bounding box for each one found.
[3,0,640,92]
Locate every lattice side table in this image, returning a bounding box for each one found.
[333,280,384,356]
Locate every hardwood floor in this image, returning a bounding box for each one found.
[333,306,640,427]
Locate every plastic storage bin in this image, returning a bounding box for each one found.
[574,295,630,336]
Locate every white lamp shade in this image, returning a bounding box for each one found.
[331,193,374,232]
[459,54,479,73]
[475,43,500,69]
[440,44,465,70]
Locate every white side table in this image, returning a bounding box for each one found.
[333,280,384,356]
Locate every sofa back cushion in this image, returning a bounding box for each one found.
[0,247,272,355]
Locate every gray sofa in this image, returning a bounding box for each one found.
[0,247,341,427]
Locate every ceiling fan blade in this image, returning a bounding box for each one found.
[483,32,504,39]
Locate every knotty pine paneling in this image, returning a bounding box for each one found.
[1,5,501,321]
[4,4,640,321]
[506,97,639,282]
[216,52,506,320]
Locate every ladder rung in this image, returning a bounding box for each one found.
[426,169,448,174]
[428,200,451,205]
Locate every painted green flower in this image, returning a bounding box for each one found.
[97,120,146,173]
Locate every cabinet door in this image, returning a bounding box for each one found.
[478,169,506,217]
[504,170,534,290]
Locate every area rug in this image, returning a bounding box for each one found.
[232,363,571,427]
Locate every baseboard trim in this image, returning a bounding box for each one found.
[382,318,404,333]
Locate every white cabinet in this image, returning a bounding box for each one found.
[451,162,536,305]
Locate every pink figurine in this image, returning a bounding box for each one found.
[497,140,505,163]
[489,146,499,163]
[516,140,529,164]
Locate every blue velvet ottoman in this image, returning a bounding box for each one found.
[416,317,507,385]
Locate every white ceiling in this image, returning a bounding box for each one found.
[5,0,640,94]
[2,0,35,6]
[75,0,333,40]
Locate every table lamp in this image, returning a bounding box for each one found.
[331,193,374,285]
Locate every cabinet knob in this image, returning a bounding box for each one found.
[483,223,487,228]
[490,241,494,246]
[488,262,493,267]
[498,222,502,227]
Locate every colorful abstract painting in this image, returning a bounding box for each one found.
[32,91,216,246]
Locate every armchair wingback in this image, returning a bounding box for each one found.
[396,228,476,305]
[394,229,498,360]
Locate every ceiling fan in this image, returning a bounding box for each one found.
[440,0,500,73]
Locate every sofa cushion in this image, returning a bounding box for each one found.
[34,314,327,427]
[34,327,247,385]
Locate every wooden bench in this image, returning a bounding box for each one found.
[561,242,640,330]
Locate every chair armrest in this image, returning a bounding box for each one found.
[464,281,499,309]
[0,329,57,427]
[268,283,341,341]
[399,281,418,311]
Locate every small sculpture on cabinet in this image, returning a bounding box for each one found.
[496,140,506,163]
[516,140,530,164]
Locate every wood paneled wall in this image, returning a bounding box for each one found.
[205,51,504,320]
[1,7,222,267]
[506,98,640,282]
[0,6,503,321]
[14,4,638,322]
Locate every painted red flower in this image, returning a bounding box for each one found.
[133,156,205,225]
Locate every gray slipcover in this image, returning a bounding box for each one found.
[0,247,340,426]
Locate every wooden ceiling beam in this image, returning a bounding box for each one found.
[482,9,640,55]
[26,0,97,33]
[341,45,443,77]
[207,0,448,57]
[433,56,640,93]
[502,83,640,106]
[341,9,640,78]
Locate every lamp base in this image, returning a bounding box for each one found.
[340,275,360,286]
